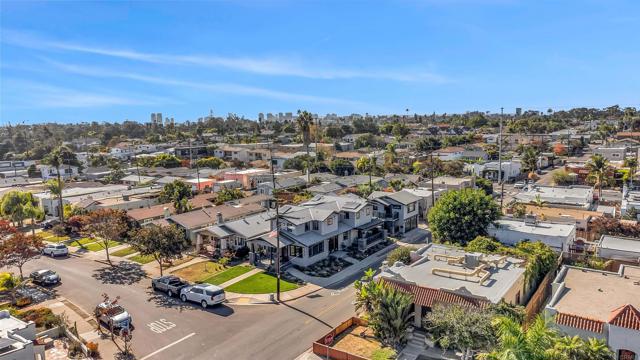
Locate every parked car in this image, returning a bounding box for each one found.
[41,219,60,230]
[29,269,60,285]
[94,302,132,331]
[42,244,69,257]
[513,181,526,189]
[151,276,189,297]
[180,284,225,308]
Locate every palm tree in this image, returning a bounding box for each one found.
[521,146,539,179]
[384,142,398,170]
[46,179,64,222]
[42,146,75,223]
[353,269,382,315]
[296,110,313,182]
[624,157,638,188]
[583,338,614,360]
[369,285,414,351]
[586,154,610,202]
[551,335,585,360]
[532,194,547,209]
[478,315,559,360]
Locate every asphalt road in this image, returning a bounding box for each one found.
[22,255,366,360]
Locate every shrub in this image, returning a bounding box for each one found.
[234,246,250,259]
[552,169,573,185]
[52,224,66,237]
[219,257,231,267]
[18,308,61,329]
[386,247,412,265]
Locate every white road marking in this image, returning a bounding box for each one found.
[147,319,177,334]
[139,332,196,360]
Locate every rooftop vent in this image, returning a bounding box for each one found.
[464,253,482,268]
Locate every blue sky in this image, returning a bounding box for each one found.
[1,0,639,124]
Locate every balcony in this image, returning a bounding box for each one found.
[357,232,384,252]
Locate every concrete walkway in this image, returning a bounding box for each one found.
[219,267,263,288]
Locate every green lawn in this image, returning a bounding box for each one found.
[112,247,138,257]
[46,235,70,243]
[202,265,253,286]
[129,254,155,264]
[224,273,299,294]
[65,237,95,247]
[84,241,121,252]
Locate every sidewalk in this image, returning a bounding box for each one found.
[219,267,263,288]
[31,297,121,359]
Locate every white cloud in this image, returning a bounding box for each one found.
[3,30,449,83]
[43,60,369,106]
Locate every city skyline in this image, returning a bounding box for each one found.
[1,0,639,124]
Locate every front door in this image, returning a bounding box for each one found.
[328,236,339,252]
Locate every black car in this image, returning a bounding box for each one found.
[30,269,61,285]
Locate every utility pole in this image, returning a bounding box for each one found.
[498,107,504,211]
[269,144,281,301]
[129,144,141,184]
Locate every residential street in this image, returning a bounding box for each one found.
[21,254,369,360]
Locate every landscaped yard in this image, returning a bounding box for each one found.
[112,247,138,257]
[0,272,12,291]
[224,272,299,294]
[129,254,155,264]
[202,265,253,285]
[171,261,225,282]
[65,237,95,247]
[162,255,195,269]
[84,241,121,252]
[332,325,395,360]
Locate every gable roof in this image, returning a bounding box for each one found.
[556,312,604,333]
[369,190,420,205]
[609,304,640,331]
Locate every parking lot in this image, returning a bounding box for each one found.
[20,254,360,360]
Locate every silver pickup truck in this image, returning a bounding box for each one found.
[151,275,190,297]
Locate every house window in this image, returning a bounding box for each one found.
[312,221,319,231]
[327,216,333,225]
[289,245,303,258]
[309,241,324,257]
[366,207,371,215]
[345,212,350,219]
[356,211,360,219]
[408,202,416,212]
[305,222,310,231]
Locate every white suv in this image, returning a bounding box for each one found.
[180,284,225,308]
[43,244,69,257]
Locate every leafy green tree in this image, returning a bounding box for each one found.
[521,146,539,176]
[158,180,192,214]
[83,209,129,265]
[0,191,30,227]
[386,247,412,265]
[130,224,191,276]
[369,286,413,351]
[425,303,496,359]
[427,189,501,245]
[586,154,611,201]
[475,177,494,195]
[329,159,354,176]
[215,188,244,205]
[152,153,182,168]
[196,156,225,169]
[388,179,405,191]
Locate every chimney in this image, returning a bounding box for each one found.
[216,212,224,224]
[163,207,170,218]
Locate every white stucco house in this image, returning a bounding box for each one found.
[487,216,576,252]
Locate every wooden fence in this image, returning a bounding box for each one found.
[312,317,369,360]
[524,255,562,324]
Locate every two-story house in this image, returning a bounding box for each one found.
[368,190,421,236]
[39,164,80,181]
[278,194,385,268]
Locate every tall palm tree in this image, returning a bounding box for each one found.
[478,315,559,360]
[624,157,638,189]
[369,285,413,351]
[586,154,610,202]
[384,142,398,170]
[521,146,539,179]
[46,179,64,222]
[42,145,75,222]
[296,110,313,182]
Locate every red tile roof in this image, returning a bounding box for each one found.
[382,278,490,309]
[609,304,640,331]
[555,312,604,333]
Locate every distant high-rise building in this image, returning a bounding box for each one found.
[515,108,522,116]
[258,113,264,122]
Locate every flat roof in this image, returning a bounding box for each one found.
[379,244,526,303]
[551,266,640,322]
[493,218,576,237]
[599,235,640,254]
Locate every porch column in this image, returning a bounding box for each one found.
[221,238,228,251]
[414,304,423,327]
[195,233,204,252]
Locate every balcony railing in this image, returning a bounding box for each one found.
[357,232,384,252]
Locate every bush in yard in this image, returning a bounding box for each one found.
[386,247,412,265]
[427,188,500,245]
[18,308,61,329]
[51,224,66,237]
[219,257,230,266]
[234,246,250,259]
